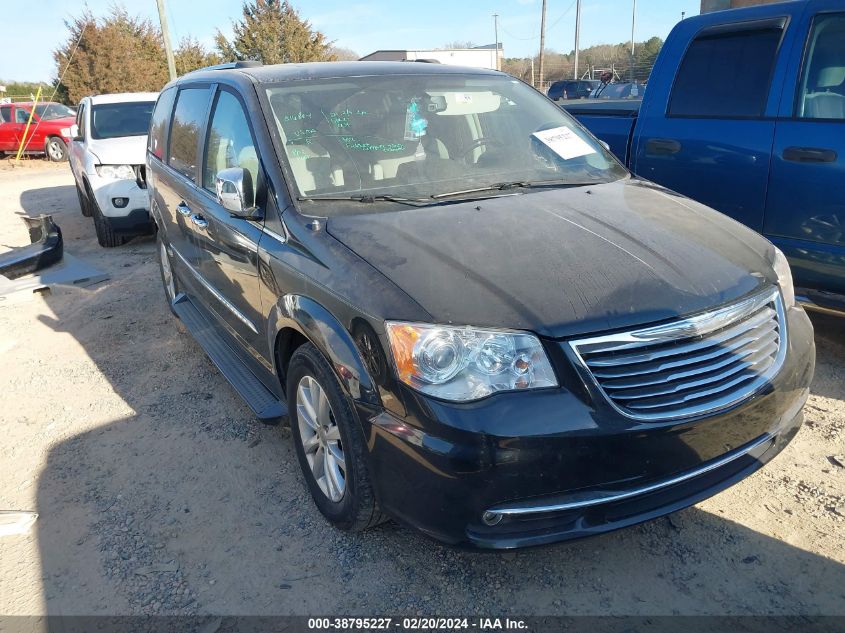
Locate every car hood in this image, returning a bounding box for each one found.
[87,135,147,166]
[326,179,778,339]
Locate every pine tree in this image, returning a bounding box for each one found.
[215,0,336,65]
[54,8,169,104]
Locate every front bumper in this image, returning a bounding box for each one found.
[360,306,815,549]
[90,176,150,220]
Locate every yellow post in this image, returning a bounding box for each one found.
[15,86,42,162]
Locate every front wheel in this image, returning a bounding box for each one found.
[45,137,67,162]
[287,343,386,531]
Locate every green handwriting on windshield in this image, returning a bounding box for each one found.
[326,107,370,130]
[340,136,406,152]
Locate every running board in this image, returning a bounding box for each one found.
[172,294,287,422]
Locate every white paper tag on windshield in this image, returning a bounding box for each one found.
[531,126,596,160]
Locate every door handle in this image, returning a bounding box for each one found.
[645,138,682,155]
[783,146,837,163]
[190,214,209,230]
[176,202,191,217]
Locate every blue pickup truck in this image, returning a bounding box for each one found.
[564,0,845,315]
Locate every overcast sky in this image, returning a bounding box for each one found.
[0,0,701,83]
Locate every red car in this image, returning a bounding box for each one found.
[0,101,76,161]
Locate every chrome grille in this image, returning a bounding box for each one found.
[569,287,786,421]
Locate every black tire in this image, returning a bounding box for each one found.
[76,183,92,217]
[45,137,67,162]
[287,343,387,531]
[90,190,127,248]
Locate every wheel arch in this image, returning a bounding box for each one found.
[269,295,380,407]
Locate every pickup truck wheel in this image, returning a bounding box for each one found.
[287,343,387,531]
[45,137,67,162]
[76,184,92,217]
[91,196,127,248]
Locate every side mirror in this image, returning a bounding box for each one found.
[70,124,80,140]
[215,167,254,217]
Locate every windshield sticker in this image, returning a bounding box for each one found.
[404,100,428,141]
[531,126,596,161]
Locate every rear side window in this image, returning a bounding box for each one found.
[797,13,845,120]
[669,26,783,118]
[0,106,10,123]
[148,87,177,161]
[168,87,211,180]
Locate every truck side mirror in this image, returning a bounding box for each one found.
[70,124,80,140]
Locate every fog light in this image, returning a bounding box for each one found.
[112,197,129,208]
[482,511,503,526]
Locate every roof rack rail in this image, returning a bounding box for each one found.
[189,60,262,74]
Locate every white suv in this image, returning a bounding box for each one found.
[68,92,158,247]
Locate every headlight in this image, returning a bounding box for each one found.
[59,127,72,138]
[772,247,795,309]
[385,322,558,402]
[95,164,135,180]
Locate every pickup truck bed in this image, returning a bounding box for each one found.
[561,0,845,315]
[562,100,640,164]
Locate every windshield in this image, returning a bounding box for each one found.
[91,102,155,140]
[30,103,76,120]
[264,74,627,213]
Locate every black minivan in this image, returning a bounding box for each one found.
[146,61,814,549]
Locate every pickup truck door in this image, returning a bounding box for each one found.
[12,107,43,151]
[0,105,13,151]
[191,86,268,364]
[765,4,845,297]
[632,16,796,231]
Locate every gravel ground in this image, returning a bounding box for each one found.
[0,161,843,619]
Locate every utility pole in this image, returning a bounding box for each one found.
[573,0,582,80]
[493,13,500,71]
[630,0,637,82]
[156,0,177,81]
[538,0,547,89]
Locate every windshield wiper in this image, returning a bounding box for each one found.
[431,179,597,200]
[297,194,429,208]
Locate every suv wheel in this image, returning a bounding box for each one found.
[76,184,92,217]
[45,137,67,162]
[287,343,386,531]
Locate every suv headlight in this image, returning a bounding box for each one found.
[772,247,795,309]
[385,322,558,402]
[95,164,135,180]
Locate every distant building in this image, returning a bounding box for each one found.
[701,0,790,12]
[360,45,504,70]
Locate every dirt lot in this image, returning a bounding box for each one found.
[0,161,843,619]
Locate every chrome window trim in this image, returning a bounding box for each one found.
[170,245,259,335]
[261,226,287,245]
[568,286,787,422]
[485,432,776,519]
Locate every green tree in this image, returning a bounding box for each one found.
[54,8,168,104]
[215,0,336,64]
[175,37,222,75]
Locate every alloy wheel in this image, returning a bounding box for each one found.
[47,140,63,161]
[296,375,346,502]
[160,241,175,301]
